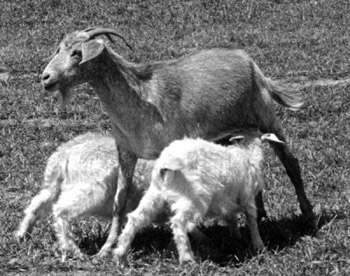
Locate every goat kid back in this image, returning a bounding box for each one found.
[15,132,154,261]
[114,132,283,265]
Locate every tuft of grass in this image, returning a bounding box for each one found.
[1,0,350,275]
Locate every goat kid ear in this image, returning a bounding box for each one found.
[80,39,105,65]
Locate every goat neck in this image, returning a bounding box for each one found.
[83,47,166,158]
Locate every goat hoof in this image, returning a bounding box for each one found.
[255,245,265,253]
[301,204,319,230]
[303,212,319,232]
[252,240,265,254]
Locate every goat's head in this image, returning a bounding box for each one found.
[41,27,131,106]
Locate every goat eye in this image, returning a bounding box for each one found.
[71,50,82,58]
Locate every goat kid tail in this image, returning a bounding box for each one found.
[252,62,304,111]
[153,157,185,191]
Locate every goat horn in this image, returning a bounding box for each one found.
[84,28,133,50]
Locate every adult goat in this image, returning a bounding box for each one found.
[41,27,315,257]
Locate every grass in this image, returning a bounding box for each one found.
[1,0,350,275]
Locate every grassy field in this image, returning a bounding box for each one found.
[1,0,350,275]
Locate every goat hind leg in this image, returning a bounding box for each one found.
[53,217,83,261]
[53,202,85,261]
[265,123,315,227]
[170,209,197,265]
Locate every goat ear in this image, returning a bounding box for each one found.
[261,133,285,144]
[229,135,245,143]
[80,40,105,65]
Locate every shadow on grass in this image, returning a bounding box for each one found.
[78,211,340,266]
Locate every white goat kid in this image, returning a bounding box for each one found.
[41,27,315,257]
[114,132,284,265]
[15,132,154,261]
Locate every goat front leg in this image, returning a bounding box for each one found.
[97,147,138,258]
[255,190,267,223]
[244,201,264,252]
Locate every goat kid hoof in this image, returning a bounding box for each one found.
[179,255,196,266]
[60,250,85,262]
[96,248,112,259]
[14,230,32,243]
[73,251,85,260]
[14,233,25,243]
[114,254,129,268]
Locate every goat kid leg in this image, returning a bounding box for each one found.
[113,187,165,267]
[15,189,54,242]
[97,148,137,258]
[170,209,196,265]
[53,215,83,262]
[53,185,110,260]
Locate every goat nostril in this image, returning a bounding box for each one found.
[42,73,50,81]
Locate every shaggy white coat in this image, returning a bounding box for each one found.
[15,132,154,260]
[114,133,283,265]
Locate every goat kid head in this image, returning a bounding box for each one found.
[41,28,131,107]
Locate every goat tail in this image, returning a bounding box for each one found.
[252,62,304,111]
[269,81,304,111]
